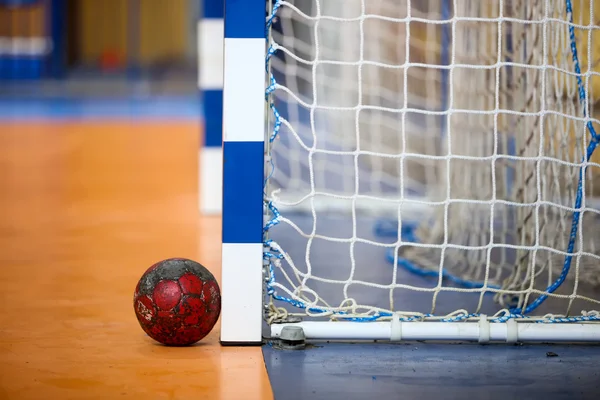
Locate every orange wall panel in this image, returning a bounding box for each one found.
[0,4,46,37]
[77,0,188,65]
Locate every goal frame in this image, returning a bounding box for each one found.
[219,0,267,345]
[218,0,600,345]
[199,0,224,215]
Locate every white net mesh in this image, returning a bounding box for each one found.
[264,0,600,325]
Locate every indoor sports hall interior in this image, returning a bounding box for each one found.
[1,0,600,399]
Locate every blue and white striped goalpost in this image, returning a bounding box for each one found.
[219,0,266,345]
[199,0,224,214]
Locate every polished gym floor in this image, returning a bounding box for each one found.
[0,112,271,399]
[1,100,600,400]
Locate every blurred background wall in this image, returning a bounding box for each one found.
[0,0,200,97]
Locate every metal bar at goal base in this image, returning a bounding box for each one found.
[270,320,600,344]
[219,0,267,345]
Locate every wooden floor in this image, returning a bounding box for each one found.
[0,122,273,400]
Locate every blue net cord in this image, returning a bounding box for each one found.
[379,0,599,320]
[264,2,404,322]
[511,0,599,315]
[264,0,599,324]
[264,0,333,319]
[374,220,502,292]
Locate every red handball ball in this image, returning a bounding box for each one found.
[133,258,221,346]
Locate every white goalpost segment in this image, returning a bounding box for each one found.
[220,0,600,344]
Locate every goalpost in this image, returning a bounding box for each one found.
[220,0,600,344]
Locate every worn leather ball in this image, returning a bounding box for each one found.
[133,258,221,346]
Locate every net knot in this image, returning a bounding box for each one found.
[582,310,600,319]
[266,304,290,324]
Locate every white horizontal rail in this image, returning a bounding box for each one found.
[271,319,600,343]
[271,195,600,216]
[272,194,434,217]
[0,37,52,56]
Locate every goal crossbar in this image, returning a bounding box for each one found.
[219,0,600,345]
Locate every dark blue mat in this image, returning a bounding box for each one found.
[264,341,600,400]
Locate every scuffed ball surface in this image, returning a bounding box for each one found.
[133,258,221,346]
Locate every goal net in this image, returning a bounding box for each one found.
[263,0,600,342]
